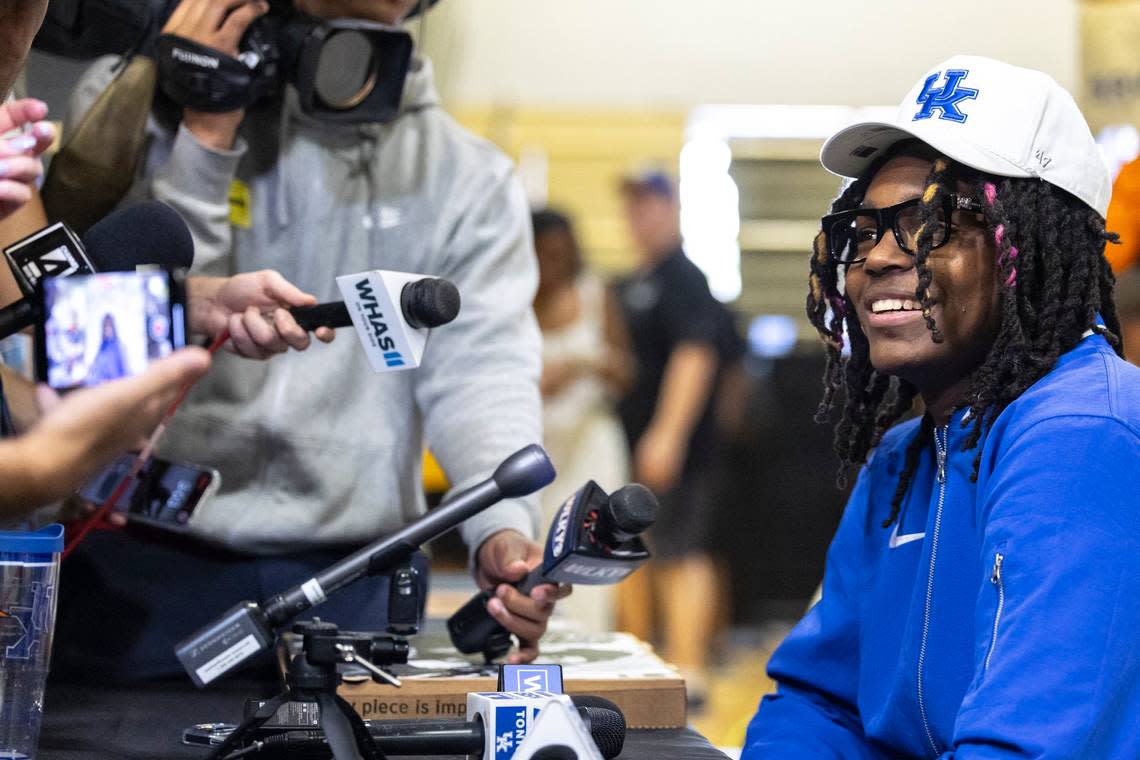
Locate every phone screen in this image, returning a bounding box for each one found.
[78,454,217,528]
[39,270,186,391]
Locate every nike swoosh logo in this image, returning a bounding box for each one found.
[889,523,925,549]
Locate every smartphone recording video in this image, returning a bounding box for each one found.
[36,270,187,391]
[77,454,220,531]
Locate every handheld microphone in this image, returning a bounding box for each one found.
[175,444,556,687]
[290,277,460,330]
[82,200,195,273]
[466,692,607,760]
[448,482,657,660]
[0,202,196,339]
[288,271,460,372]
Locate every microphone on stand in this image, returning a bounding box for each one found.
[175,444,555,687]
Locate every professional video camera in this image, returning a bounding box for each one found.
[34,0,441,123]
[158,0,414,122]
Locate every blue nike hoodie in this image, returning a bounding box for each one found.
[743,333,1140,758]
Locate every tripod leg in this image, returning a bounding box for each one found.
[333,693,387,760]
[316,692,381,760]
[207,691,290,760]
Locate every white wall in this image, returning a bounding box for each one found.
[421,0,1079,108]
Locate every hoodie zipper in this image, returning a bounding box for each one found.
[984,552,1005,673]
[917,424,948,758]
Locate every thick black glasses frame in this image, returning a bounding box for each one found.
[822,193,984,266]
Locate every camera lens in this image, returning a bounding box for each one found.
[313,29,378,110]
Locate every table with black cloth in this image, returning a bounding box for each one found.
[38,676,730,759]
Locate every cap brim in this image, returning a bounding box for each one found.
[820,121,1032,181]
[619,178,673,199]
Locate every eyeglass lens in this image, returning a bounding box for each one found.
[828,199,950,263]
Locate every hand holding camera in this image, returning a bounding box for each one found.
[161,0,270,150]
[157,0,415,135]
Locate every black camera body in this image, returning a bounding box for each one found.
[156,1,413,123]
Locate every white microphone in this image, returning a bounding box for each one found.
[288,270,460,372]
[514,699,608,760]
[467,692,605,760]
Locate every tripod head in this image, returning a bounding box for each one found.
[209,619,402,760]
[289,619,411,695]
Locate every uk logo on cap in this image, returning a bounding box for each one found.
[914,69,979,123]
[819,55,1112,218]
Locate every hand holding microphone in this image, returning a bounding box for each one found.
[450,482,657,661]
[475,530,573,664]
[213,272,460,362]
[187,271,338,359]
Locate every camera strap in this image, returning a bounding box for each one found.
[155,34,261,112]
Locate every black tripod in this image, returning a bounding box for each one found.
[207,620,410,760]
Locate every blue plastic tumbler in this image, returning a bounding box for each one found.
[0,525,64,760]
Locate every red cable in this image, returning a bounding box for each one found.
[62,331,230,558]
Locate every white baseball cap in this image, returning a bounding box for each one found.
[820,55,1111,217]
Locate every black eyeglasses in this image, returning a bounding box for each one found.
[822,194,985,266]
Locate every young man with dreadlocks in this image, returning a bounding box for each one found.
[743,56,1140,758]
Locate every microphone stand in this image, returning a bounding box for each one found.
[187,445,556,759]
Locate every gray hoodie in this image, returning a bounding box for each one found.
[69,57,542,555]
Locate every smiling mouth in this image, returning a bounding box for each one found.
[870,298,923,314]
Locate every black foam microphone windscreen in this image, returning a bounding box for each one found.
[400,277,461,328]
[572,695,626,759]
[82,201,195,272]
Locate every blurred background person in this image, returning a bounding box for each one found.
[532,207,634,633]
[1115,266,1140,365]
[614,170,735,708]
[1106,153,1140,273]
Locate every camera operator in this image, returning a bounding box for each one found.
[58,0,564,679]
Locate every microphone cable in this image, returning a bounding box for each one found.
[62,329,231,558]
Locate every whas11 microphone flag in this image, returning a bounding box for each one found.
[336,270,432,372]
